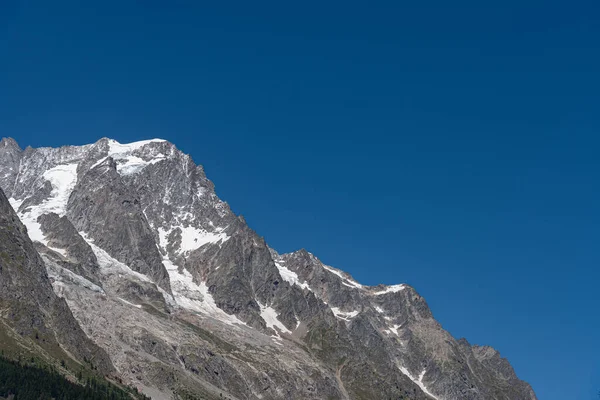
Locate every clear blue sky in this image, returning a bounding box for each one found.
[1,1,598,398]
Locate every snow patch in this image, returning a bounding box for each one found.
[118,297,142,308]
[372,284,406,295]
[258,302,291,335]
[9,163,78,245]
[341,280,363,289]
[386,324,402,336]
[116,155,166,175]
[179,226,228,253]
[8,197,23,212]
[163,258,246,326]
[47,245,68,257]
[331,307,360,321]
[90,156,109,170]
[42,163,79,215]
[274,261,312,291]
[107,138,165,155]
[323,265,364,289]
[158,226,229,256]
[105,139,167,176]
[398,367,440,400]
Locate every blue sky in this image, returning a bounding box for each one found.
[1,1,598,398]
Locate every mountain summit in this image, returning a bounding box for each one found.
[0,137,536,399]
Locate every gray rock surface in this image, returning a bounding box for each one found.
[0,188,113,374]
[66,156,171,292]
[0,136,537,400]
[37,212,102,286]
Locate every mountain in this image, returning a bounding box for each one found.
[0,176,113,375]
[0,136,537,400]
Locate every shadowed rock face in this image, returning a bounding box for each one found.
[37,212,101,286]
[0,136,537,400]
[66,157,171,293]
[0,188,113,374]
[0,138,22,197]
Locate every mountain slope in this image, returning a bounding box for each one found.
[0,136,537,400]
[0,185,113,375]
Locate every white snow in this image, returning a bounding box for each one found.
[179,226,228,253]
[323,264,348,279]
[42,163,79,214]
[331,307,360,321]
[104,139,167,176]
[90,156,109,169]
[47,246,68,257]
[117,155,166,175]
[386,324,402,336]
[162,258,246,326]
[118,297,143,308]
[323,265,364,289]
[258,302,291,335]
[341,280,362,289]
[9,163,78,245]
[158,226,229,256]
[398,367,440,400]
[14,211,45,243]
[372,284,406,295]
[107,138,165,155]
[274,261,312,291]
[8,197,23,212]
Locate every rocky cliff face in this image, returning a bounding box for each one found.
[0,186,113,374]
[0,136,537,400]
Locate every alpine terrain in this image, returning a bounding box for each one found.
[0,137,537,400]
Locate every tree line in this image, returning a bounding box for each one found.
[0,355,149,400]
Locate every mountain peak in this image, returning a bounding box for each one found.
[1,137,21,151]
[0,137,537,400]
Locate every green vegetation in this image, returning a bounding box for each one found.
[0,354,149,400]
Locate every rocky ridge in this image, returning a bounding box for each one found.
[0,136,537,400]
